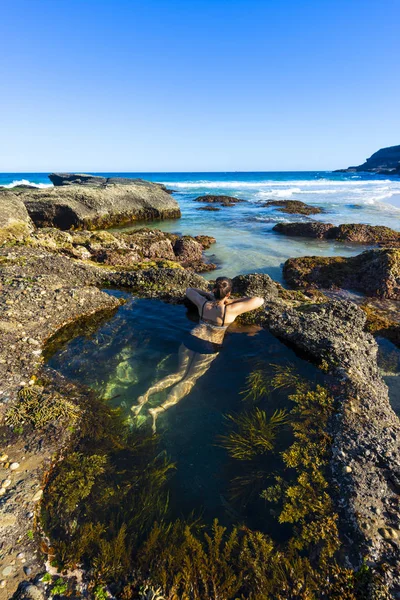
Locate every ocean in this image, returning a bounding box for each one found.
[2,171,400,282]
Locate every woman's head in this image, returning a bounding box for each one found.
[213,276,233,300]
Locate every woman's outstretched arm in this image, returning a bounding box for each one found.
[228,296,265,316]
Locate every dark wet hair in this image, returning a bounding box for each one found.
[213,276,233,300]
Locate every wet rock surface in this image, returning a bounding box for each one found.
[274,221,400,244]
[263,199,323,215]
[283,249,400,300]
[8,177,180,230]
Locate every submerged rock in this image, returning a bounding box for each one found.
[194,195,245,207]
[196,206,220,211]
[274,221,400,244]
[263,200,322,215]
[0,191,34,245]
[13,176,180,230]
[283,249,400,299]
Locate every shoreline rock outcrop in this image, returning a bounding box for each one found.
[283,249,400,300]
[3,175,181,231]
[264,300,400,591]
[274,222,400,244]
[335,144,400,175]
[27,227,216,273]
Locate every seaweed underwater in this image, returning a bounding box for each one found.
[38,363,388,600]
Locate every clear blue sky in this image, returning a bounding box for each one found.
[0,0,399,172]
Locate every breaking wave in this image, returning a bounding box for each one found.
[1,179,53,189]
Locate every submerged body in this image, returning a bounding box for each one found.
[132,277,264,431]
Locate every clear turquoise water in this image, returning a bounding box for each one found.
[2,171,400,282]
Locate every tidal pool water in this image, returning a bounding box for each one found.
[48,294,326,533]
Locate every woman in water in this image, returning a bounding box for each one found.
[132,277,264,432]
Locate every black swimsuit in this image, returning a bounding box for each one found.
[184,301,228,354]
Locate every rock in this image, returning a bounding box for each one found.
[196,206,220,211]
[49,173,174,194]
[232,273,280,301]
[107,267,209,300]
[194,195,245,206]
[13,583,45,600]
[361,303,400,347]
[32,489,43,502]
[120,229,176,261]
[335,144,400,174]
[9,462,19,471]
[263,200,322,215]
[329,224,400,244]
[15,177,181,230]
[0,191,34,245]
[273,222,400,244]
[283,249,400,299]
[194,235,216,249]
[91,248,142,267]
[49,172,108,186]
[273,222,334,239]
[173,237,203,265]
[29,226,215,272]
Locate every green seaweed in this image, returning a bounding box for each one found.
[5,386,81,430]
[219,408,289,460]
[40,367,381,598]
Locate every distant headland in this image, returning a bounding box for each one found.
[335,144,400,175]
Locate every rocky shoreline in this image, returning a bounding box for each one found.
[335,145,400,175]
[0,176,399,598]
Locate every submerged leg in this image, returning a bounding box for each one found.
[149,351,218,433]
[131,345,191,415]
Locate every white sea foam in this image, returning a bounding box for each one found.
[163,179,395,189]
[1,179,53,189]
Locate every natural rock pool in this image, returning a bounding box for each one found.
[47,294,327,531]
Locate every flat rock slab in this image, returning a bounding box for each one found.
[11,180,180,230]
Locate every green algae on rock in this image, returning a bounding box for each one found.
[283,249,400,300]
[0,191,34,246]
[9,177,181,230]
[28,226,216,273]
[273,222,400,244]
